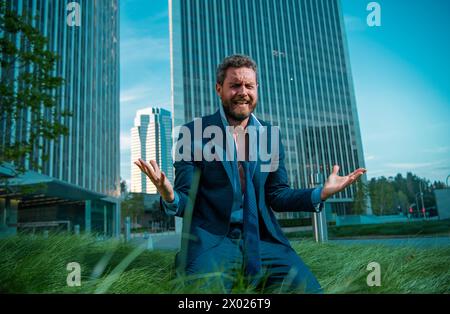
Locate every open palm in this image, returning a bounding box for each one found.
[321,165,366,201]
[134,158,175,202]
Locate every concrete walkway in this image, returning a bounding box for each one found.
[128,232,450,251]
[130,232,181,250]
[328,236,450,248]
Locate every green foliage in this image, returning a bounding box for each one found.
[278,217,312,228]
[0,234,448,293]
[0,1,71,172]
[352,180,368,215]
[368,173,443,215]
[0,234,175,293]
[369,177,396,215]
[327,219,450,237]
[278,218,336,228]
[120,178,128,196]
[396,190,409,212]
[394,173,439,209]
[121,193,145,223]
[291,241,450,294]
[121,193,174,231]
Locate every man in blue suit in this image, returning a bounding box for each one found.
[135,55,366,293]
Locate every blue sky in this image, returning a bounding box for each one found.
[120,0,450,185]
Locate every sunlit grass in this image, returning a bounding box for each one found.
[0,234,448,293]
[292,241,450,293]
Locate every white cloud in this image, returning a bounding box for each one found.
[365,168,387,179]
[386,161,441,170]
[120,84,154,104]
[120,132,131,151]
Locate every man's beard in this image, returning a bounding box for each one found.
[222,97,256,122]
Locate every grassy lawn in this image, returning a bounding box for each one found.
[0,234,448,294]
[286,219,450,239]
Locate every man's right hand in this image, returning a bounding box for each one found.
[134,158,175,202]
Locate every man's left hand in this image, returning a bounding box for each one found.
[320,165,366,201]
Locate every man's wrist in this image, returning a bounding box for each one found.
[162,192,179,215]
[320,189,328,201]
[162,192,175,203]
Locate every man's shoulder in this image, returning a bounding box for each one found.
[251,114,273,128]
[254,117,270,127]
[181,111,220,130]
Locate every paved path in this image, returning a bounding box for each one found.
[328,236,450,248]
[129,232,450,250]
[130,232,181,250]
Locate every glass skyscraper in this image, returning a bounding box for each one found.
[170,0,368,216]
[131,108,173,194]
[1,0,120,197]
[0,0,120,236]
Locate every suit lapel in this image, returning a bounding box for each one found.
[209,110,234,186]
[252,122,273,206]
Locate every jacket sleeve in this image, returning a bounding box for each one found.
[160,124,199,218]
[264,131,317,213]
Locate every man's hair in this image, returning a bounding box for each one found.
[216,54,258,85]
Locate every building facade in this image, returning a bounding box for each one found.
[130,108,173,194]
[0,0,121,236]
[170,0,369,217]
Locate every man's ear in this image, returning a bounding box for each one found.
[215,83,222,97]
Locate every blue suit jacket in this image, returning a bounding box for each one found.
[163,110,318,270]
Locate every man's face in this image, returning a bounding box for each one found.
[216,67,258,122]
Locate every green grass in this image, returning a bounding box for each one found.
[286,219,450,239]
[0,234,449,293]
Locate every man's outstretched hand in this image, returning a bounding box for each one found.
[134,158,175,202]
[320,165,366,201]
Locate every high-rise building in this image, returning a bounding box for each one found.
[0,0,120,236]
[169,0,369,216]
[131,108,173,194]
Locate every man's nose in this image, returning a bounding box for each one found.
[237,85,248,97]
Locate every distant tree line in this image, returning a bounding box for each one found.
[352,173,446,216]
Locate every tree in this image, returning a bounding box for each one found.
[120,178,128,197]
[368,173,441,216]
[352,179,368,215]
[148,200,175,231]
[432,181,446,190]
[369,177,395,215]
[0,1,71,172]
[394,190,409,215]
[121,193,144,227]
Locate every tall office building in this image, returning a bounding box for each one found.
[0,0,120,236]
[1,0,120,196]
[170,0,369,216]
[131,108,173,194]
